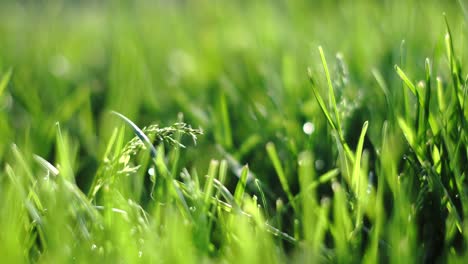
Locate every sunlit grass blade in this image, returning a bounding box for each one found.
[423,58,432,139]
[33,154,59,177]
[203,160,219,209]
[318,46,343,135]
[111,111,157,158]
[298,151,317,246]
[444,15,465,126]
[399,39,411,121]
[220,92,233,149]
[266,142,297,211]
[308,67,336,131]
[234,165,249,207]
[395,65,416,95]
[264,223,297,244]
[254,179,269,219]
[352,121,368,230]
[213,178,240,213]
[436,77,447,113]
[353,121,368,196]
[218,159,228,185]
[308,64,355,164]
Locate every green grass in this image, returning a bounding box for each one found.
[1,0,468,263]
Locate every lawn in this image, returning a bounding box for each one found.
[0,0,467,263]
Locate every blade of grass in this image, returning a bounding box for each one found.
[395,65,416,95]
[220,92,233,149]
[400,39,410,121]
[423,58,432,141]
[437,77,446,113]
[444,16,466,130]
[308,67,336,131]
[203,160,219,209]
[353,121,369,230]
[308,64,355,163]
[234,165,249,207]
[213,178,240,213]
[266,142,297,211]
[353,121,369,196]
[318,46,343,136]
[33,154,59,177]
[298,151,317,245]
[254,179,269,220]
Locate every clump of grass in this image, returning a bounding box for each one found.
[1,1,468,263]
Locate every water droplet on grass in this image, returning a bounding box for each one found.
[303,122,315,135]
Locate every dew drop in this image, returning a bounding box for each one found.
[303,122,315,135]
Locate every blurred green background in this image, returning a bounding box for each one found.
[2,1,468,262]
[0,0,466,197]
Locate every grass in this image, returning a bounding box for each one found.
[1,0,468,263]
